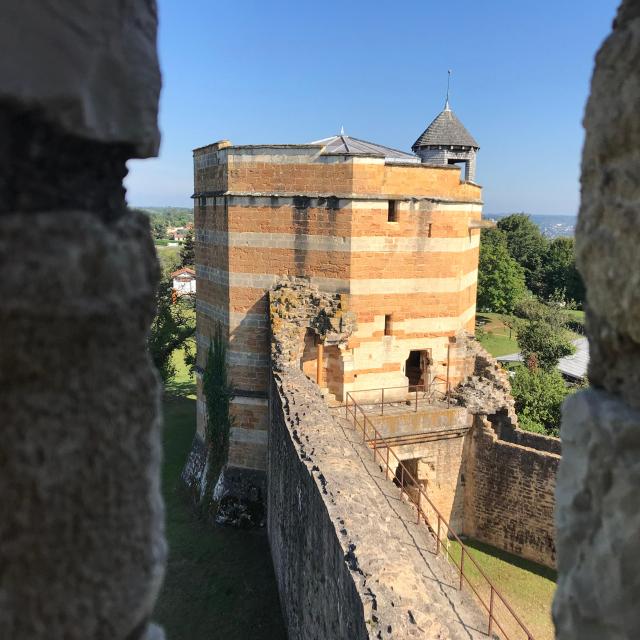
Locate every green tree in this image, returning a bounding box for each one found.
[147,272,195,383]
[543,237,585,304]
[497,213,548,296]
[511,366,570,436]
[517,318,575,370]
[477,228,527,313]
[202,322,234,484]
[179,228,195,267]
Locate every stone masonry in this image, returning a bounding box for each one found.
[554,2,640,637]
[268,287,490,639]
[192,125,484,476]
[0,3,165,639]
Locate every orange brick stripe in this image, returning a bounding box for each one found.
[349,287,477,322]
[195,202,480,239]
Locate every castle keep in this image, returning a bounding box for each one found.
[194,104,484,473]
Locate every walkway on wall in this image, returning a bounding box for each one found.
[331,410,491,639]
[331,392,536,640]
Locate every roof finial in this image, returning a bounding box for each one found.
[445,69,451,111]
[340,125,345,136]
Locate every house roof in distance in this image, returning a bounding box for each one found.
[310,133,420,163]
[497,338,589,381]
[412,103,479,150]
[171,267,195,278]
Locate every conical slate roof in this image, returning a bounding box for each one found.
[412,105,479,150]
[311,134,419,163]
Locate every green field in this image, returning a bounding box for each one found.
[476,313,519,356]
[154,353,286,639]
[448,538,557,640]
[477,310,585,358]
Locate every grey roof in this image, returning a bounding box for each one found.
[557,338,589,380]
[497,338,589,381]
[311,134,420,163]
[412,105,479,150]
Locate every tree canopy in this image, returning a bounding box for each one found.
[497,213,549,297]
[477,228,527,313]
[147,271,195,384]
[179,228,195,268]
[517,319,575,371]
[542,237,585,304]
[510,366,571,436]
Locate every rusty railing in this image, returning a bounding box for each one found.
[345,391,535,640]
[345,376,451,415]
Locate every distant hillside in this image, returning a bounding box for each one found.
[486,213,576,239]
[136,206,193,219]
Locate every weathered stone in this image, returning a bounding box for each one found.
[554,390,640,638]
[555,2,640,638]
[269,277,357,370]
[576,1,640,408]
[0,2,164,637]
[0,1,161,157]
[0,211,165,639]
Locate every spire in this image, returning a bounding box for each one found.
[444,69,451,111]
[340,125,345,135]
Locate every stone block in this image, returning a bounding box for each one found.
[0,1,161,156]
[554,389,640,638]
[0,210,165,639]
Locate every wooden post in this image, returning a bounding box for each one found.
[316,339,324,387]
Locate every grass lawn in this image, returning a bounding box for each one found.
[154,352,286,639]
[476,313,519,357]
[447,538,556,640]
[477,310,585,357]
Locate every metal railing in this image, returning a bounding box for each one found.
[345,391,535,640]
[346,376,451,415]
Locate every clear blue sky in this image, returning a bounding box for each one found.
[126,0,619,215]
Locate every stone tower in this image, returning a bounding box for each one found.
[412,100,480,183]
[191,130,483,478]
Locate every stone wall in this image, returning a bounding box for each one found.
[268,374,369,640]
[369,407,470,531]
[554,2,640,637]
[0,2,165,639]
[450,338,560,568]
[269,368,492,640]
[464,417,560,569]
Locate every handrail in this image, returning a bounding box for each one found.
[345,391,535,640]
[346,378,452,414]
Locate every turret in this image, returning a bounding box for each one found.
[412,98,480,183]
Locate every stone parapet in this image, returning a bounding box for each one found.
[269,367,488,639]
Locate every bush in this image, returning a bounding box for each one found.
[517,320,575,370]
[511,366,571,436]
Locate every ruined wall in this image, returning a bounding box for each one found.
[268,375,369,640]
[554,2,640,637]
[455,339,560,568]
[464,418,559,569]
[0,2,165,639]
